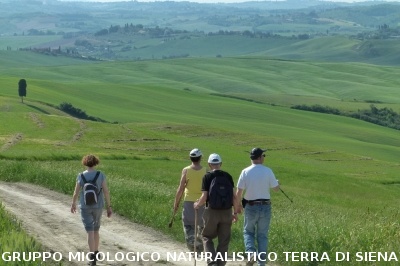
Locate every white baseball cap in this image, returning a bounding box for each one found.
[189,148,202,158]
[208,153,222,164]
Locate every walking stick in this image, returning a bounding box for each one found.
[194,208,198,266]
[280,187,293,203]
[169,191,184,228]
[168,209,177,228]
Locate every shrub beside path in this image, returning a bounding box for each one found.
[0,182,250,266]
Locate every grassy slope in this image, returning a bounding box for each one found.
[6,33,400,66]
[0,203,47,266]
[1,51,400,265]
[2,51,400,112]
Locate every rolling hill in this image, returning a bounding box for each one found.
[1,39,400,265]
[2,1,400,64]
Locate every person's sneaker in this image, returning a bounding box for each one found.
[246,257,256,266]
[94,251,99,265]
[87,253,96,266]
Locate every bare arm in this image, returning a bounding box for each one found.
[233,188,241,213]
[173,168,187,212]
[273,179,280,192]
[232,189,239,222]
[193,191,208,209]
[102,179,112,218]
[235,188,244,214]
[71,182,80,214]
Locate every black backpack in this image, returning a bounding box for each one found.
[208,171,233,209]
[80,171,101,205]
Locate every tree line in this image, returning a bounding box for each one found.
[58,102,107,123]
[291,104,400,130]
[92,23,313,40]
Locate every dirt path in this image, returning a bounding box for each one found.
[0,182,247,266]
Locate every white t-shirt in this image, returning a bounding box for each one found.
[237,164,278,200]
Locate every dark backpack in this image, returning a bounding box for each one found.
[208,172,233,209]
[80,171,101,205]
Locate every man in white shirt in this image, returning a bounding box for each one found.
[236,148,280,266]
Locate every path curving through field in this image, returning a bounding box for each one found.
[0,182,198,266]
[0,182,253,266]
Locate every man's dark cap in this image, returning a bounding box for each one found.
[250,147,267,160]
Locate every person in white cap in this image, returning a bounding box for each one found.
[173,148,206,252]
[236,148,280,266]
[194,153,239,266]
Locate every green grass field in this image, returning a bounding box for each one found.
[3,32,400,67]
[1,50,400,265]
[0,203,52,266]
